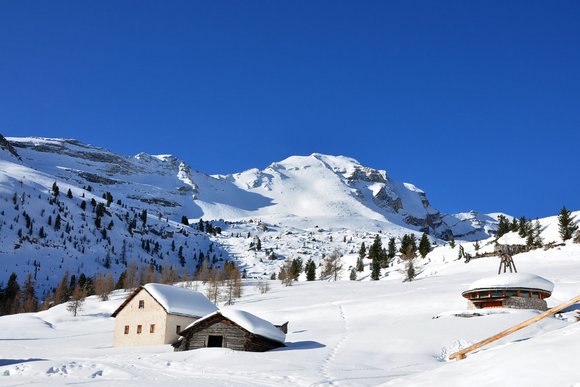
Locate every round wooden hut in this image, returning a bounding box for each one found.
[462,273,553,311]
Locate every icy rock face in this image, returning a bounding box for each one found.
[223,153,459,236]
[346,166,387,184]
[0,133,21,160]
[441,211,500,241]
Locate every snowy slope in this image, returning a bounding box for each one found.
[0,136,223,296]
[0,240,579,386]
[0,134,569,292]
[3,136,498,238]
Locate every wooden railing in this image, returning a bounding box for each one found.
[450,295,580,361]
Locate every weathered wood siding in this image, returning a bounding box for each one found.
[175,314,284,352]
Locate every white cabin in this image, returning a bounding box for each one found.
[111,283,218,347]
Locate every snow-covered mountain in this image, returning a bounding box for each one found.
[4,135,496,235]
[0,134,498,290]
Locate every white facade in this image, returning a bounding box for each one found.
[112,284,217,347]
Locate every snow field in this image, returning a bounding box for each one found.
[1,240,579,386]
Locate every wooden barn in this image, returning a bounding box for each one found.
[173,309,286,352]
[111,283,218,347]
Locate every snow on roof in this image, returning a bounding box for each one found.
[143,283,218,318]
[466,273,554,293]
[183,309,285,343]
[496,232,527,246]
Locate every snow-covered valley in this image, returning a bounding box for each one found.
[0,134,579,386]
[1,241,579,386]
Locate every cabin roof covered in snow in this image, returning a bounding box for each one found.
[496,232,527,246]
[111,283,218,318]
[466,273,554,293]
[181,309,286,343]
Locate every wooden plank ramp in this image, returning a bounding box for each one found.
[450,295,580,361]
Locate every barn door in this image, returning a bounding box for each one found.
[207,335,223,347]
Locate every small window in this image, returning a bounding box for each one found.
[150,324,155,333]
[137,325,142,334]
[176,325,181,334]
[138,300,145,309]
[124,325,130,335]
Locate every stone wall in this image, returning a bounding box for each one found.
[467,296,547,311]
[503,296,547,311]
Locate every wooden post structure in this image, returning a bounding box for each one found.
[498,253,517,274]
[450,295,580,361]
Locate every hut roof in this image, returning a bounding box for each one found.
[111,283,218,318]
[496,232,526,246]
[467,273,554,293]
[183,309,286,343]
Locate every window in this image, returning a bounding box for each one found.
[150,324,155,333]
[138,300,145,309]
[207,335,223,348]
[176,325,181,334]
[124,325,130,335]
[137,325,142,334]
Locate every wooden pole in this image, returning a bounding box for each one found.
[450,295,580,361]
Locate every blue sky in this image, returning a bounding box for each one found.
[1,1,578,218]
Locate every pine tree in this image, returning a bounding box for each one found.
[356,256,364,272]
[370,257,381,280]
[418,233,431,258]
[52,181,59,197]
[103,252,111,269]
[290,258,303,280]
[358,242,366,260]
[558,206,578,241]
[66,188,73,199]
[387,237,396,260]
[305,259,316,281]
[510,218,519,232]
[349,268,357,281]
[54,214,61,231]
[369,235,388,268]
[404,259,416,282]
[0,273,20,315]
[533,220,543,247]
[496,214,510,237]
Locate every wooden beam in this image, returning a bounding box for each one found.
[450,295,580,361]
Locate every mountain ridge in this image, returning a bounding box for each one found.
[0,134,502,291]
